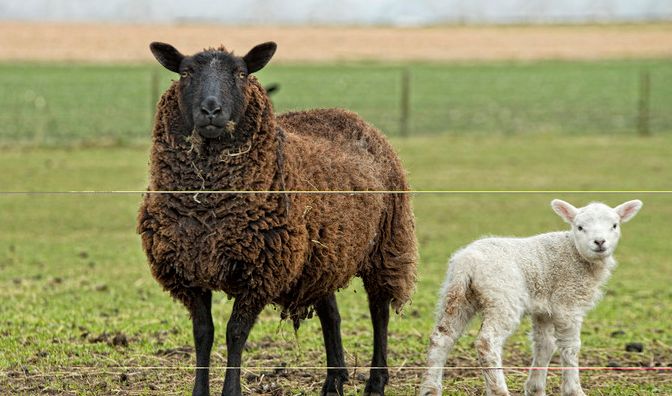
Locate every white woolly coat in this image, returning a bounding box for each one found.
[444,231,615,320]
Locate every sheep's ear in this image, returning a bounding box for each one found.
[551,199,578,224]
[243,42,277,74]
[615,200,643,223]
[265,83,280,95]
[150,42,184,73]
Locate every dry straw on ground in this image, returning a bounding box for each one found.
[1,22,671,63]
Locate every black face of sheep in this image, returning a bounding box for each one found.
[150,41,276,139]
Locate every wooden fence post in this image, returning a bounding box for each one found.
[637,70,651,137]
[400,67,411,137]
[150,69,160,127]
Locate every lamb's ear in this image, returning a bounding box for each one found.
[551,199,578,224]
[243,42,277,74]
[615,200,643,223]
[150,42,184,73]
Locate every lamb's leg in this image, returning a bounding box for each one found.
[419,295,476,396]
[190,289,214,396]
[525,315,556,396]
[363,295,391,396]
[221,299,264,396]
[475,309,520,396]
[315,293,348,396]
[555,318,586,396]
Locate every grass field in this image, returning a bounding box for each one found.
[1,132,671,394]
[1,59,671,394]
[1,59,671,144]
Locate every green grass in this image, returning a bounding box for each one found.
[1,59,671,145]
[1,134,671,394]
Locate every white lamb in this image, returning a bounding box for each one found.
[418,199,643,396]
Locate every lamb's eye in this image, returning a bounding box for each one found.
[612,223,618,229]
[237,71,246,79]
[180,71,189,78]
[577,226,584,231]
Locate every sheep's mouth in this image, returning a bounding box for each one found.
[591,247,608,254]
[196,121,237,139]
[197,124,225,139]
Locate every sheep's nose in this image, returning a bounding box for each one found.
[594,239,606,247]
[200,96,222,119]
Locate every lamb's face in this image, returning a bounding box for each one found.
[149,42,277,140]
[571,203,622,260]
[551,199,643,262]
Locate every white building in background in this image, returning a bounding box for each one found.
[0,0,670,25]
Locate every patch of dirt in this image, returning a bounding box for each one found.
[1,22,671,63]
[86,331,132,348]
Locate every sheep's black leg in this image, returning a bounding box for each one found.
[364,296,391,396]
[221,299,264,396]
[315,293,348,396]
[190,289,214,396]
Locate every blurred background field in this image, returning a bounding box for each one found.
[1,58,672,145]
[1,9,672,396]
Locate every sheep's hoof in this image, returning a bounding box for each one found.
[321,373,346,396]
[192,383,209,396]
[363,374,387,396]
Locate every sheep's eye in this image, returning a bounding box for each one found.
[180,71,189,78]
[237,71,246,79]
[577,226,584,231]
[612,223,618,229]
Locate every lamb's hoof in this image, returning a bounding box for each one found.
[524,385,546,396]
[418,388,441,396]
[562,391,586,396]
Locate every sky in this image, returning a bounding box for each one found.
[1,0,670,25]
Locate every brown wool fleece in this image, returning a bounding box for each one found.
[137,75,417,322]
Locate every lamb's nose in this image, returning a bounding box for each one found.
[200,96,222,118]
[594,239,606,247]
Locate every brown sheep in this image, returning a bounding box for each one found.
[137,41,417,396]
